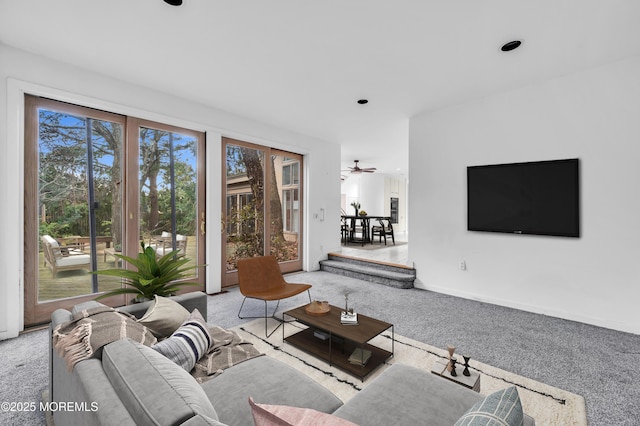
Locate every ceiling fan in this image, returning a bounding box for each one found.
[344,160,377,174]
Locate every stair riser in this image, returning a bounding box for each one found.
[327,254,415,276]
[320,264,414,289]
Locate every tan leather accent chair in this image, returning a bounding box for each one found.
[237,255,312,337]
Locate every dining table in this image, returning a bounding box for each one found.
[341,215,391,245]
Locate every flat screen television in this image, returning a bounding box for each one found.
[467,158,580,237]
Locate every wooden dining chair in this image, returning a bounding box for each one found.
[371,218,395,245]
[237,255,312,337]
[341,216,354,245]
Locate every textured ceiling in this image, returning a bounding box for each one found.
[2,0,639,176]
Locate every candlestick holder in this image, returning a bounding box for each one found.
[446,345,456,372]
[450,358,458,377]
[463,355,471,377]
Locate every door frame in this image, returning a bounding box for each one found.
[24,95,129,325]
[23,96,207,326]
[221,137,303,287]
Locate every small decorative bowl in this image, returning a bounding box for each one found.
[305,300,331,316]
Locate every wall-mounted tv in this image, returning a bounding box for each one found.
[467,158,580,238]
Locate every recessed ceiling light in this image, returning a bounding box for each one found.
[357,99,368,105]
[164,0,183,6]
[501,40,521,52]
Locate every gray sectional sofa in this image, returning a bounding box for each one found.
[49,292,534,425]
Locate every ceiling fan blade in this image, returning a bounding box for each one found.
[347,160,376,174]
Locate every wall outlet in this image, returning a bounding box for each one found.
[459,260,466,271]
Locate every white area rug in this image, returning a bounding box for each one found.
[232,318,587,426]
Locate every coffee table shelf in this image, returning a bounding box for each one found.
[283,304,393,381]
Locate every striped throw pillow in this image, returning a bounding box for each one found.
[454,386,524,426]
[152,309,212,371]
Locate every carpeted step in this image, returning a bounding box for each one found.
[319,255,415,289]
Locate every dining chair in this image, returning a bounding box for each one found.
[371,218,395,245]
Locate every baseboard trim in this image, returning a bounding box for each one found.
[420,283,639,335]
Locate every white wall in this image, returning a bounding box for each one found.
[0,44,341,339]
[409,55,640,335]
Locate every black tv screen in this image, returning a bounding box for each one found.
[467,159,580,237]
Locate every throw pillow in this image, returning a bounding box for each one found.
[453,386,524,426]
[152,309,212,371]
[248,397,358,426]
[138,295,190,337]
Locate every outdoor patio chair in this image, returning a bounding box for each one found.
[41,235,91,278]
[151,232,188,257]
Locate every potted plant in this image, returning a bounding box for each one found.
[93,241,202,302]
[350,201,361,216]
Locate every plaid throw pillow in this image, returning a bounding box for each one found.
[454,386,524,426]
[152,309,212,371]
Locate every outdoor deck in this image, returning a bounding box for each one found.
[37,237,198,302]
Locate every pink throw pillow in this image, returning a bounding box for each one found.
[248,397,358,426]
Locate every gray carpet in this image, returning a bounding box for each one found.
[1,271,639,425]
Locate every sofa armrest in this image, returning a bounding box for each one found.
[49,308,137,426]
[334,364,535,426]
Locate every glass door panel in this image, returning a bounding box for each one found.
[224,142,266,285]
[138,126,201,281]
[270,153,301,264]
[25,96,126,325]
[222,139,303,286]
[37,109,124,300]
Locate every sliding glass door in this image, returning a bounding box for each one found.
[24,96,126,324]
[136,121,205,284]
[222,138,303,287]
[24,96,206,326]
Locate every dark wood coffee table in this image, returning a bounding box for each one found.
[283,304,393,381]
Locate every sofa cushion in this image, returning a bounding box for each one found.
[102,338,218,425]
[248,397,357,426]
[202,356,342,426]
[333,363,485,426]
[152,309,212,371]
[453,386,523,426]
[138,295,191,337]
